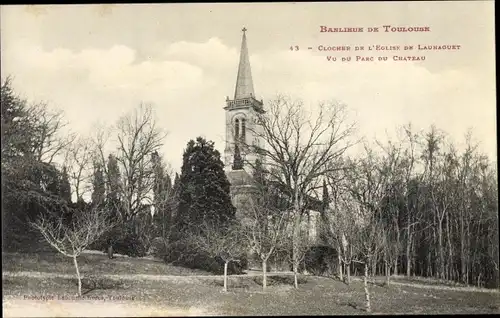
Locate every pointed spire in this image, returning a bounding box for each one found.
[234,27,255,100]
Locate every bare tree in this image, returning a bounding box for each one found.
[63,137,94,201]
[90,123,113,178]
[321,159,360,284]
[321,181,360,284]
[243,196,291,290]
[189,220,243,292]
[30,204,116,296]
[240,95,356,288]
[381,225,399,286]
[398,124,425,278]
[88,104,168,253]
[115,104,167,224]
[352,207,385,313]
[375,137,404,277]
[347,146,389,275]
[28,102,76,164]
[335,199,360,285]
[280,214,313,284]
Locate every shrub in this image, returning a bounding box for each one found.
[165,240,247,275]
[304,245,338,276]
[253,275,307,286]
[113,231,147,257]
[148,237,166,257]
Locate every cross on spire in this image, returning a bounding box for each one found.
[242,27,247,33]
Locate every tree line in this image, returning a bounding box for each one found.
[234,94,498,292]
[321,126,498,289]
[2,77,498,301]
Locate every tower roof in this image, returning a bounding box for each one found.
[234,27,255,100]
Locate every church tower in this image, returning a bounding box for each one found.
[224,27,265,178]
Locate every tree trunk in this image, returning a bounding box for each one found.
[162,208,166,239]
[364,262,371,313]
[466,221,472,285]
[262,260,267,290]
[385,259,390,286]
[292,212,301,289]
[338,258,344,281]
[73,256,82,296]
[223,261,228,292]
[460,211,466,284]
[446,214,453,282]
[371,255,377,278]
[461,238,466,283]
[394,229,400,276]
[293,263,299,289]
[346,262,351,284]
[432,211,438,278]
[438,221,444,279]
[108,244,114,259]
[426,237,432,277]
[406,229,413,277]
[405,204,413,278]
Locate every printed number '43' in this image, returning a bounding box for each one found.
[290,46,299,51]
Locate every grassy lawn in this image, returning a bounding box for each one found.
[3,252,500,316]
[2,251,211,276]
[3,274,499,316]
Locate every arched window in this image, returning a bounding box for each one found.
[241,118,246,143]
[234,119,240,140]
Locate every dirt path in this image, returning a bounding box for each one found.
[2,298,209,317]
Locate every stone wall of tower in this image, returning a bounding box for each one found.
[223,105,263,174]
[229,184,257,222]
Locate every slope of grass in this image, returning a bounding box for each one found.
[2,251,211,276]
[3,252,499,315]
[3,274,499,316]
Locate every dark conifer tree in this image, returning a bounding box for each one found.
[59,166,72,203]
[177,137,235,229]
[105,154,122,258]
[151,151,174,238]
[106,154,121,219]
[91,163,105,207]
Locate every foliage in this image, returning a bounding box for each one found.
[91,162,105,207]
[165,239,245,275]
[304,245,338,276]
[59,166,72,203]
[1,77,76,251]
[176,137,236,227]
[112,227,148,258]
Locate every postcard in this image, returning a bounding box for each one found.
[1,2,497,317]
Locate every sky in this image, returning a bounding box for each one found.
[1,2,496,173]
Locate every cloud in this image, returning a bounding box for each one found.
[1,36,496,173]
[164,37,238,70]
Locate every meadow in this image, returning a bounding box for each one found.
[3,251,499,316]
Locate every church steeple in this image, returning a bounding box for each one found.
[234,27,255,100]
[223,28,265,174]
